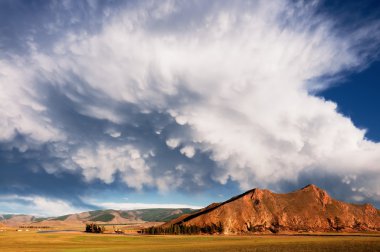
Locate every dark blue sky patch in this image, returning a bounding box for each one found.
[0,148,94,209]
[320,60,380,141]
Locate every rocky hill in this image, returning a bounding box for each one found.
[164,184,380,234]
[0,208,195,227]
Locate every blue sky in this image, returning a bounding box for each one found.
[320,61,380,141]
[0,0,380,216]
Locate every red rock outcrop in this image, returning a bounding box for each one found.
[164,184,380,234]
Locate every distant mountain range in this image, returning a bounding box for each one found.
[0,208,194,227]
[164,184,380,234]
[2,185,380,234]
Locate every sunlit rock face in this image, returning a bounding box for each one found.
[166,185,380,234]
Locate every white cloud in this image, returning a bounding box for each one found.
[166,138,180,149]
[72,143,153,190]
[93,201,202,210]
[1,1,380,201]
[180,145,196,158]
[0,195,84,217]
[0,60,64,145]
[155,171,184,192]
[105,129,121,138]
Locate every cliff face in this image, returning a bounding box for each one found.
[164,184,380,234]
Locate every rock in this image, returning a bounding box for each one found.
[164,184,380,234]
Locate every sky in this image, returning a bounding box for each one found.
[0,0,380,216]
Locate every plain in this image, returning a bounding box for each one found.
[0,231,379,252]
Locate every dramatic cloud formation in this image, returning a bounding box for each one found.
[1,0,380,214]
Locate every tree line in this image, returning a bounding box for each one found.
[141,222,224,235]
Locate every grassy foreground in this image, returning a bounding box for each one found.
[0,231,379,252]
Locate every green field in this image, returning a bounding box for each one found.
[0,231,379,252]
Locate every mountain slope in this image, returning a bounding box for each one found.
[0,208,195,227]
[164,185,380,234]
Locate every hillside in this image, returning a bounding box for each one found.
[0,208,195,227]
[164,184,380,234]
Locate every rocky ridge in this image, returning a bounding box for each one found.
[164,184,380,234]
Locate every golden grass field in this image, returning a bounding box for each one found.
[0,230,379,252]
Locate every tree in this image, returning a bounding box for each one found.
[141,223,223,235]
[85,223,105,233]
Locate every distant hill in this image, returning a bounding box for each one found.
[0,208,195,227]
[164,185,380,234]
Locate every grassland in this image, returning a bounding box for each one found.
[52,215,70,221]
[88,213,115,222]
[0,231,379,252]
